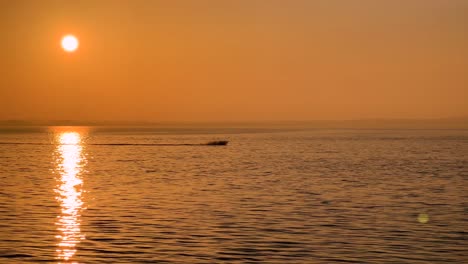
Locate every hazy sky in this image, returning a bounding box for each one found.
[1,0,467,122]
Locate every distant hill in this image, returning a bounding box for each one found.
[0,117,467,129]
[290,117,468,129]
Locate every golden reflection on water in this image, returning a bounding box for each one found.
[54,131,86,262]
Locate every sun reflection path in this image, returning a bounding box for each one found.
[54,132,86,262]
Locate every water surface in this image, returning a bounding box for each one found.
[0,127,467,263]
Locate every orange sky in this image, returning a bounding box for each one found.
[1,0,467,122]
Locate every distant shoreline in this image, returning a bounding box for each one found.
[0,118,467,130]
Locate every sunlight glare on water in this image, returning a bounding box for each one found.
[54,131,86,262]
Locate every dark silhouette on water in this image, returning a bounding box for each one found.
[206,140,229,146]
[0,141,229,146]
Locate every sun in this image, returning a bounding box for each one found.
[61,35,79,52]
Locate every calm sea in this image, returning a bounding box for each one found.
[0,127,466,263]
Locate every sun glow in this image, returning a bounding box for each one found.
[61,35,79,52]
[55,131,86,261]
[60,132,81,145]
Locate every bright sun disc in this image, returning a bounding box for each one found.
[61,35,79,52]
